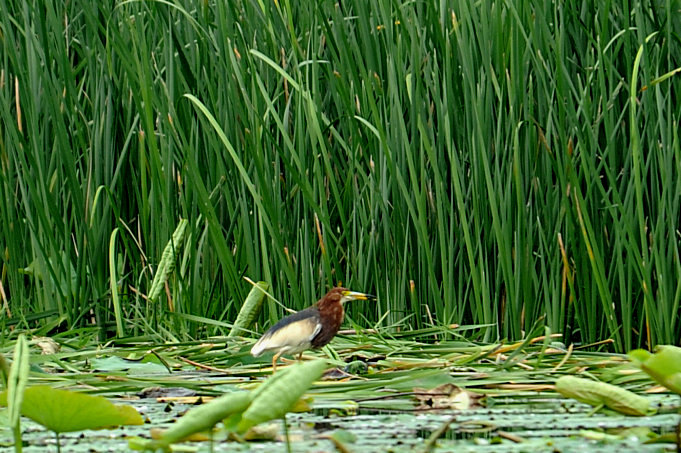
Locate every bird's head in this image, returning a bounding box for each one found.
[317,287,375,309]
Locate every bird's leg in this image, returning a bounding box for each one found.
[297,352,303,363]
[272,351,283,373]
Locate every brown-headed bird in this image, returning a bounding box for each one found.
[250,287,375,371]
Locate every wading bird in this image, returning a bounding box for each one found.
[250,287,375,371]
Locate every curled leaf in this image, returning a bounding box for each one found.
[228,281,269,337]
[153,391,252,448]
[237,359,326,432]
[555,376,651,416]
[148,219,188,303]
[629,346,681,395]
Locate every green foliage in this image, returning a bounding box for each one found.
[0,1,679,349]
[90,355,170,374]
[146,391,252,450]
[131,360,326,450]
[0,386,144,433]
[228,281,269,337]
[6,335,29,428]
[148,218,189,304]
[237,359,327,432]
[630,346,681,394]
[5,335,29,453]
[109,228,124,337]
[0,337,143,451]
[555,375,652,416]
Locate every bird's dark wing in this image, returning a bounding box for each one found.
[250,308,322,357]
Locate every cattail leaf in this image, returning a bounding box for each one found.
[148,219,188,303]
[228,281,269,337]
[629,346,681,395]
[237,359,327,432]
[555,376,651,416]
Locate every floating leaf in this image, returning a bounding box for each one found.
[324,428,357,453]
[137,387,197,399]
[150,427,211,442]
[555,376,651,416]
[148,219,188,303]
[237,359,327,432]
[629,346,681,394]
[228,281,269,337]
[413,383,483,411]
[343,360,369,375]
[644,432,680,444]
[330,429,357,444]
[242,423,278,441]
[31,336,60,355]
[291,396,313,413]
[0,386,143,432]
[91,356,169,374]
[151,391,252,448]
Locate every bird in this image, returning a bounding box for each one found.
[250,287,375,372]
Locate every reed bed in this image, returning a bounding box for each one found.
[0,1,679,351]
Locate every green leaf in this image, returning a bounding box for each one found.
[330,428,357,444]
[237,359,327,432]
[629,346,681,394]
[90,356,169,374]
[7,335,29,427]
[152,391,252,448]
[109,228,124,337]
[148,219,188,303]
[555,376,651,416]
[228,281,269,337]
[0,386,143,433]
[20,253,78,299]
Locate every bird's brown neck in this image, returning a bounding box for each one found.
[310,294,345,348]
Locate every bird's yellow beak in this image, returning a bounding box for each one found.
[341,290,375,301]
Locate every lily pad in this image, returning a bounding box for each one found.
[91,356,169,374]
[0,386,143,433]
[413,383,484,411]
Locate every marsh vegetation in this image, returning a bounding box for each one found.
[0,0,680,451]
